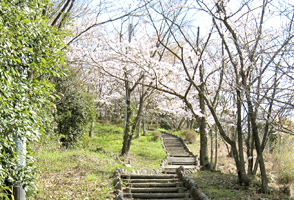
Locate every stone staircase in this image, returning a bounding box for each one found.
[112,131,205,200]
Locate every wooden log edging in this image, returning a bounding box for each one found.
[112,168,124,200]
[176,166,209,200]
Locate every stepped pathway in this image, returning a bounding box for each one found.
[161,132,199,174]
[113,131,201,200]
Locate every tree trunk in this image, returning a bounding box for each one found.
[247,114,254,176]
[142,118,146,136]
[210,128,213,165]
[236,89,249,184]
[121,82,133,156]
[89,121,94,137]
[136,119,141,139]
[177,117,185,131]
[199,64,210,169]
[190,118,195,130]
[200,91,250,185]
[213,126,218,171]
[247,98,268,192]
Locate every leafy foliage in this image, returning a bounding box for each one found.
[149,130,161,141]
[53,67,95,148]
[0,0,65,196]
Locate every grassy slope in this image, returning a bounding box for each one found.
[31,124,293,199]
[185,133,294,200]
[31,123,166,199]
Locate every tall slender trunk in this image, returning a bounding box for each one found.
[89,121,94,137]
[247,96,268,192]
[121,85,133,156]
[236,89,249,184]
[199,64,210,169]
[213,126,218,171]
[210,128,213,165]
[247,114,254,176]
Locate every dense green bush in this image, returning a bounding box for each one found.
[181,129,197,144]
[0,0,65,197]
[53,67,95,148]
[149,130,161,141]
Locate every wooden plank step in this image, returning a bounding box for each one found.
[164,143,183,145]
[123,179,178,183]
[168,157,196,164]
[123,187,186,193]
[169,154,191,157]
[163,165,196,169]
[121,174,177,179]
[124,193,190,198]
[131,199,193,200]
[126,182,182,188]
[169,157,196,162]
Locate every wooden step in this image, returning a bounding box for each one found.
[168,157,196,165]
[121,174,177,179]
[123,179,178,183]
[124,192,191,198]
[123,187,186,193]
[126,182,182,188]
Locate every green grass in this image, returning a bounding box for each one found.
[31,122,166,199]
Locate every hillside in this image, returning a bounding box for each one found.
[31,123,294,199]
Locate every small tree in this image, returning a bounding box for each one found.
[53,67,95,148]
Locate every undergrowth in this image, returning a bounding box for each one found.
[273,134,294,184]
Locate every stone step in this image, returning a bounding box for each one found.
[124,192,191,199]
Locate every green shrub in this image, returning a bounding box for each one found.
[53,67,95,148]
[181,129,197,144]
[273,134,294,184]
[150,130,161,141]
[148,124,160,129]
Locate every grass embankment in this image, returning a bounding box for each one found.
[175,129,294,199]
[31,123,166,199]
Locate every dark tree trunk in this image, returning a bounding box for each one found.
[199,64,210,169]
[177,117,185,130]
[247,97,268,192]
[213,126,218,171]
[121,82,133,156]
[236,89,250,184]
[247,114,254,176]
[89,121,94,137]
[142,118,146,136]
